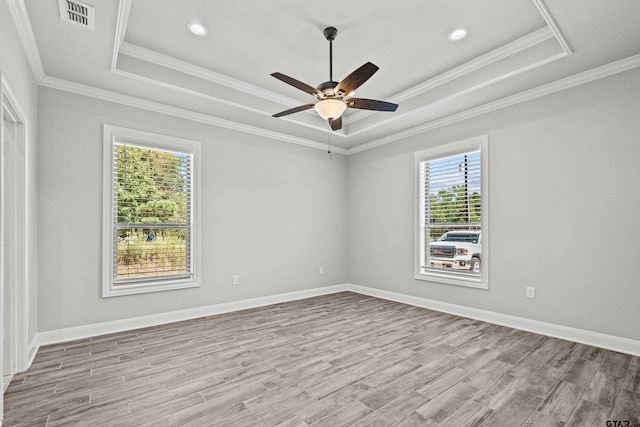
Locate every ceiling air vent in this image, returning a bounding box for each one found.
[58,0,95,30]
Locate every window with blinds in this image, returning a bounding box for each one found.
[415,136,488,288]
[102,125,199,297]
[113,143,192,282]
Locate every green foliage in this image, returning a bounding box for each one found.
[116,145,188,224]
[116,230,187,279]
[115,145,190,279]
[429,185,480,225]
[428,185,480,241]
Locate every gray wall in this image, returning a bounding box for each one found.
[0,0,40,353]
[29,47,640,343]
[37,88,348,331]
[347,68,640,341]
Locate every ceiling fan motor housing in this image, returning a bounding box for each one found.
[270,24,398,131]
[317,80,339,97]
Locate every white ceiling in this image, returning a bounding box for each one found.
[16,0,640,153]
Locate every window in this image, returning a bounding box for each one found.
[415,135,489,289]
[102,125,200,297]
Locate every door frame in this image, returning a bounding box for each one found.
[1,72,30,397]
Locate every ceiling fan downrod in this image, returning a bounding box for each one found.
[269,25,398,132]
[323,26,338,85]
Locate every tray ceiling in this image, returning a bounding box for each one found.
[14,0,640,153]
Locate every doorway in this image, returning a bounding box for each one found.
[1,75,29,397]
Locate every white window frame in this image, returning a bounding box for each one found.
[102,125,201,297]
[414,135,489,289]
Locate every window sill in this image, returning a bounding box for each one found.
[102,279,199,298]
[415,269,488,290]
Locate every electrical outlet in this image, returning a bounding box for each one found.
[319,267,325,275]
[526,287,535,299]
[232,275,239,285]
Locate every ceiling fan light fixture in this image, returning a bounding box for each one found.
[187,22,208,36]
[314,99,347,120]
[270,26,398,130]
[448,28,469,41]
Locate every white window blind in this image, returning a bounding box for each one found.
[415,136,488,288]
[422,151,481,245]
[113,143,193,283]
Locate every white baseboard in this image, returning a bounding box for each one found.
[347,284,640,357]
[27,334,40,368]
[33,282,639,369]
[38,284,348,347]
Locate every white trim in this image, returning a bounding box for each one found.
[532,0,572,55]
[414,135,489,289]
[108,1,567,139]
[0,74,4,426]
[26,333,38,367]
[348,0,573,126]
[347,50,569,138]
[111,66,339,136]
[37,52,640,158]
[38,284,349,345]
[1,74,30,375]
[348,26,556,125]
[6,0,632,157]
[110,0,132,73]
[112,51,342,137]
[346,53,640,155]
[34,283,640,357]
[116,26,560,138]
[347,284,640,357]
[102,125,201,297]
[39,76,348,155]
[118,42,312,112]
[111,67,273,119]
[3,374,12,393]
[4,0,45,82]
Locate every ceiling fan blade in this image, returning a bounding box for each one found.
[329,116,342,131]
[271,72,321,97]
[346,98,398,112]
[272,103,315,118]
[334,62,379,96]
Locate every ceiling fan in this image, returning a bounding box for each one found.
[271,26,398,131]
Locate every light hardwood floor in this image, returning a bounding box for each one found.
[3,292,640,426]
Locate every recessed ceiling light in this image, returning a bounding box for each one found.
[187,22,208,36]
[448,28,469,41]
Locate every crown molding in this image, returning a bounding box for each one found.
[115,25,563,141]
[39,75,347,155]
[346,53,640,155]
[347,26,556,125]
[37,51,640,159]
[110,0,132,73]
[112,0,565,138]
[111,0,340,137]
[114,44,343,137]
[532,0,572,55]
[347,49,569,138]
[5,0,45,83]
[111,67,275,117]
[347,0,573,126]
[119,41,309,111]
[10,0,638,157]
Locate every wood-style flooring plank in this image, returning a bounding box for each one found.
[3,292,640,426]
[564,399,611,427]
